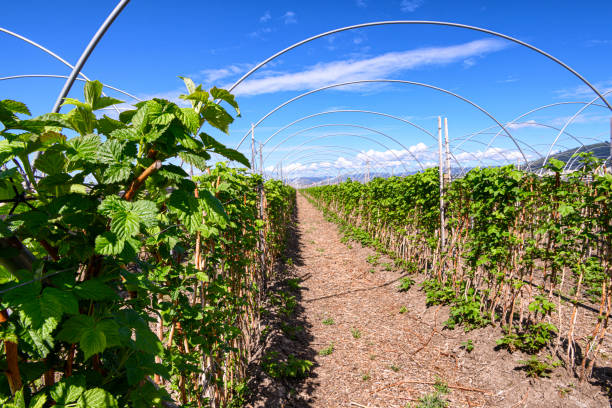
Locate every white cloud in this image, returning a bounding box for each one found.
[356,0,367,7]
[400,0,423,12]
[454,147,526,162]
[283,11,297,24]
[463,58,476,68]
[554,79,612,100]
[232,39,509,96]
[198,64,251,84]
[507,120,539,130]
[259,11,271,22]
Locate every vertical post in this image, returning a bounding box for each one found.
[250,124,256,173]
[258,142,263,176]
[444,117,451,186]
[609,117,612,171]
[438,116,446,249]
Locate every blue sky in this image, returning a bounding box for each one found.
[2,0,611,179]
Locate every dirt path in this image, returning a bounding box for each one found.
[248,194,609,407]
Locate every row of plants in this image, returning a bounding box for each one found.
[0,80,295,407]
[305,158,610,379]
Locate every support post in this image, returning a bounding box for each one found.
[250,124,256,173]
[444,117,451,187]
[259,142,264,176]
[438,116,446,249]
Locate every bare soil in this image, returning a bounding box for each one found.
[247,194,611,407]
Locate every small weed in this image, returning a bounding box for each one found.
[366,254,380,265]
[383,262,393,271]
[280,322,303,340]
[390,364,401,372]
[369,354,376,360]
[369,268,376,274]
[347,243,353,249]
[322,317,334,325]
[433,377,449,394]
[496,323,557,353]
[415,392,448,408]
[285,257,294,266]
[460,339,474,353]
[262,352,313,379]
[286,277,301,291]
[351,327,362,339]
[399,306,408,314]
[517,356,556,378]
[398,277,416,292]
[362,373,371,381]
[319,343,334,356]
[317,248,325,253]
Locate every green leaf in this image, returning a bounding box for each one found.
[102,164,131,184]
[57,314,95,343]
[200,189,228,222]
[202,103,233,134]
[80,327,106,360]
[98,319,121,348]
[67,134,101,163]
[97,115,126,135]
[558,203,575,217]
[176,108,200,134]
[28,393,47,408]
[97,139,127,164]
[77,388,119,408]
[84,81,104,108]
[110,127,140,141]
[132,200,158,227]
[93,96,123,111]
[178,151,209,171]
[167,189,202,233]
[179,76,197,95]
[50,375,86,404]
[61,98,91,110]
[210,87,240,116]
[110,208,140,239]
[73,279,118,301]
[95,231,125,255]
[34,148,66,175]
[2,99,31,115]
[44,287,79,315]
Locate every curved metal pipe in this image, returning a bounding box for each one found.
[227,21,611,111]
[270,132,414,173]
[236,79,530,170]
[263,123,426,170]
[259,108,464,173]
[453,101,609,151]
[540,90,612,173]
[0,74,142,102]
[52,0,131,112]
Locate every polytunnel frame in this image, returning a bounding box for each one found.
[268,131,416,173]
[236,79,532,170]
[281,157,392,185]
[226,20,611,112]
[260,109,465,171]
[0,0,131,114]
[263,124,425,171]
[271,144,404,174]
[278,150,393,178]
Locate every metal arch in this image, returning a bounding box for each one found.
[0,27,89,81]
[258,108,465,173]
[226,21,611,111]
[280,151,391,174]
[263,123,426,170]
[269,132,415,173]
[0,74,143,102]
[262,109,436,145]
[273,145,403,174]
[453,101,609,151]
[453,131,543,160]
[235,79,531,170]
[273,145,383,171]
[52,0,131,112]
[454,120,591,160]
[540,89,612,174]
[0,26,122,113]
